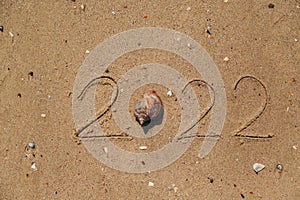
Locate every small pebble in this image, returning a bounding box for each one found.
[0,26,3,32]
[85,50,90,54]
[268,3,275,8]
[28,141,35,149]
[276,164,283,171]
[205,27,211,35]
[41,113,46,118]
[224,0,228,2]
[148,181,154,187]
[139,146,148,150]
[112,10,116,15]
[186,7,191,11]
[223,57,230,62]
[292,145,297,150]
[167,90,172,97]
[28,71,33,77]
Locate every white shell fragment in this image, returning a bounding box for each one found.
[139,146,148,150]
[9,32,14,43]
[28,142,35,149]
[167,90,172,97]
[148,181,154,187]
[167,184,176,191]
[80,4,86,11]
[253,163,265,173]
[174,186,178,193]
[41,113,46,118]
[103,147,108,154]
[223,57,230,62]
[31,162,37,170]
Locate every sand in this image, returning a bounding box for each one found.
[0,0,299,199]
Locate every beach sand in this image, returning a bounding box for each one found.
[0,0,299,199]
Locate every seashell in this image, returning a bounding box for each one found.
[253,163,265,173]
[134,90,162,126]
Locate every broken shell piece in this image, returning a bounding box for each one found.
[167,184,176,190]
[28,141,35,149]
[223,57,230,62]
[134,90,162,126]
[253,163,265,173]
[103,147,108,154]
[139,146,148,150]
[174,186,178,193]
[148,181,154,187]
[9,31,14,43]
[80,4,86,11]
[167,90,172,97]
[9,31,14,38]
[31,162,37,170]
